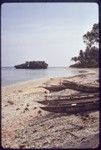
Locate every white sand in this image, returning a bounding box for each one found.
[2,68,99,148]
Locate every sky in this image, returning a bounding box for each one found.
[1,3,98,67]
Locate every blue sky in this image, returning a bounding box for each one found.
[1,3,98,67]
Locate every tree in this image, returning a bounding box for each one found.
[83,23,99,48]
[78,50,85,64]
[70,23,99,68]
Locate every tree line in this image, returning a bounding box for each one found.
[70,23,99,68]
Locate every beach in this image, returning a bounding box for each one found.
[2,68,99,148]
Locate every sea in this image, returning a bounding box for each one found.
[1,67,81,87]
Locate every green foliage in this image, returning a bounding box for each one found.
[71,23,99,68]
[83,23,99,48]
[15,61,48,69]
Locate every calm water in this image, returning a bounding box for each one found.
[2,67,80,87]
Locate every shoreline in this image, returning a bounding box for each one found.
[2,68,99,148]
[2,77,50,88]
[2,67,98,88]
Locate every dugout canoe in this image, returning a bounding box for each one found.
[40,100,99,113]
[37,97,99,106]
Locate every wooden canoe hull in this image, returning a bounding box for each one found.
[40,101,99,113]
[43,93,99,102]
[37,98,99,106]
[43,81,99,93]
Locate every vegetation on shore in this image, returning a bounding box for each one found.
[15,61,48,69]
[70,23,99,68]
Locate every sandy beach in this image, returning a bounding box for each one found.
[2,68,99,149]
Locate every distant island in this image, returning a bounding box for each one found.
[14,61,48,69]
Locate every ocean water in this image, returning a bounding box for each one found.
[1,67,80,87]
